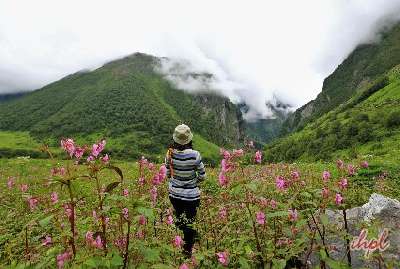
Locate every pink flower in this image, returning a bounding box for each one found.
[91,140,106,157]
[87,155,95,162]
[63,203,73,220]
[59,167,66,175]
[173,235,183,248]
[94,235,103,249]
[288,209,298,222]
[148,162,155,170]
[56,251,72,269]
[256,211,265,225]
[179,263,189,269]
[338,178,348,190]
[136,230,144,239]
[122,208,129,220]
[92,210,98,221]
[166,215,174,225]
[122,188,129,197]
[51,167,66,176]
[259,197,269,208]
[254,150,262,164]
[150,186,157,204]
[216,251,229,266]
[269,199,277,209]
[138,177,145,186]
[336,159,344,170]
[101,154,110,164]
[360,161,369,168]
[219,207,228,219]
[51,192,59,204]
[114,237,127,250]
[139,156,149,167]
[7,177,15,189]
[139,214,147,225]
[291,171,300,181]
[218,172,228,187]
[152,174,162,185]
[61,138,75,157]
[28,197,39,211]
[232,149,244,157]
[20,184,28,192]
[275,176,286,190]
[221,159,231,172]
[191,255,198,266]
[74,146,85,159]
[322,187,330,199]
[42,235,52,246]
[159,164,167,180]
[322,171,331,182]
[85,231,103,249]
[335,193,343,205]
[220,148,231,160]
[85,231,94,244]
[347,164,356,176]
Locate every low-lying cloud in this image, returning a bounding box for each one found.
[1,0,400,119]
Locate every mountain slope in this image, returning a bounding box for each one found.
[281,22,400,134]
[265,64,400,162]
[0,53,243,160]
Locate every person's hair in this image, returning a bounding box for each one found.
[169,140,193,151]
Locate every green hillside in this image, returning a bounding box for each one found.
[265,65,400,162]
[0,53,242,161]
[282,22,400,133]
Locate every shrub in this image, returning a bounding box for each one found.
[385,111,400,128]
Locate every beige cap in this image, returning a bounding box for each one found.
[173,124,193,145]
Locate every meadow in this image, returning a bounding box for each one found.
[1,138,399,268]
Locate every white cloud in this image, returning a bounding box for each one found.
[0,0,399,118]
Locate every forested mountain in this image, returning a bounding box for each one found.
[281,22,400,134]
[266,63,400,162]
[0,53,244,160]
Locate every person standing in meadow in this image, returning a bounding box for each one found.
[165,124,206,257]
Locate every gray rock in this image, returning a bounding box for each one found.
[304,193,400,268]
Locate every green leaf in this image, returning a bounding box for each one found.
[39,215,53,227]
[247,181,258,192]
[143,248,160,263]
[110,254,124,267]
[151,264,173,269]
[137,207,155,221]
[107,165,124,182]
[266,211,288,218]
[272,259,286,269]
[105,181,120,193]
[319,248,327,260]
[244,245,253,255]
[320,214,329,226]
[325,257,350,269]
[84,258,100,268]
[301,191,312,198]
[238,257,251,269]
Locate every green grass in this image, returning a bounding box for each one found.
[0,130,220,166]
[0,131,40,150]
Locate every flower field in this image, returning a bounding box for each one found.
[0,139,399,268]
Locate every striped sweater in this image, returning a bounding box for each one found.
[165,148,206,201]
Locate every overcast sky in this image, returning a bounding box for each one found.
[1,0,400,118]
